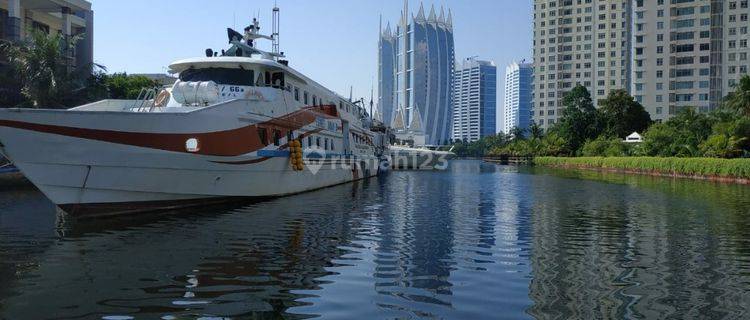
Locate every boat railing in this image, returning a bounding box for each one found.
[132,88,158,112]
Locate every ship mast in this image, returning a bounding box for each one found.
[272,4,280,56]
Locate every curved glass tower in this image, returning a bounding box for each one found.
[378,1,455,146]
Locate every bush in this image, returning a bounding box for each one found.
[699,134,745,158]
[534,157,750,179]
[580,136,627,157]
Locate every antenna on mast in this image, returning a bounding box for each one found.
[272,4,280,55]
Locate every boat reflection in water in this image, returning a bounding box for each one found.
[2,161,750,319]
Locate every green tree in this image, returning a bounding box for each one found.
[529,122,544,140]
[640,108,714,157]
[581,136,627,157]
[105,73,160,99]
[554,85,601,154]
[699,134,745,158]
[540,132,568,156]
[509,126,527,140]
[640,122,677,157]
[725,75,750,116]
[0,30,83,107]
[598,89,652,138]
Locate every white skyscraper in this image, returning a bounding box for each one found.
[452,58,497,142]
[503,61,534,134]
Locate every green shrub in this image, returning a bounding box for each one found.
[534,157,750,179]
[581,136,627,157]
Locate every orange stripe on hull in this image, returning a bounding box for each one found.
[0,105,339,157]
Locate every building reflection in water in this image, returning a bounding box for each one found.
[2,162,749,319]
[526,169,750,319]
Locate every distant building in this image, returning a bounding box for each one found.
[378,1,455,146]
[0,0,94,70]
[377,18,397,130]
[503,61,533,134]
[452,58,497,143]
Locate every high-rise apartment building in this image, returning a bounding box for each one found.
[1,0,93,70]
[532,0,633,129]
[632,0,750,122]
[452,58,497,142]
[378,1,455,146]
[503,61,534,134]
[533,0,750,127]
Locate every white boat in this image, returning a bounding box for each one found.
[0,8,388,217]
[389,145,455,170]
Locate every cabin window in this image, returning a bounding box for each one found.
[273,129,281,146]
[304,92,309,105]
[294,87,300,101]
[179,68,255,86]
[307,136,312,147]
[271,72,285,88]
[313,96,317,105]
[257,127,268,144]
[287,130,293,143]
[264,71,272,86]
[316,137,321,148]
[331,141,335,151]
[324,138,328,150]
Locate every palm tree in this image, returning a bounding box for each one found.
[725,75,750,116]
[529,123,544,140]
[509,126,527,140]
[0,30,81,107]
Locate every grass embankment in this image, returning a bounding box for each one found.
[534,157,750,182]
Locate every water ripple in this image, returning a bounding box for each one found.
[1,161,749,319]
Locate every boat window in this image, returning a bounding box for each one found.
[257,127,268,144]
[273,129,281,146]
[331,141,335,151]
[324,138,328,150]
[294,87,300,101]
[179,68,255,86]
[271,72,285,88]
[264,71,271,86]
[307,136,312,147]
[304,92,309,105]
[287,130,293,142]
[316,137,321,148]
[313,96,317,106]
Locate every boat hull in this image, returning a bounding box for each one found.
[0,105,381,217]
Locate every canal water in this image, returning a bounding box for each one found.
[1,160,749,319]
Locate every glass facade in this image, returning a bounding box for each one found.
[453,59,497,142]
[378,2,455,146]
[378,25,396,125]
[503,62,533,134]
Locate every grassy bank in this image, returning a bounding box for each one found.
[534,157,750,181]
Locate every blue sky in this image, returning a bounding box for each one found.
[91,0,532,131]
